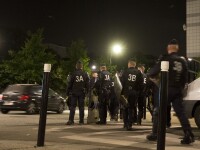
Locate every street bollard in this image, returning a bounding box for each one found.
[37,64,51,147]
[157,61,169,150]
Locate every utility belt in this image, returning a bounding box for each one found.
[72,88,87,96]
[121,86,138,107]
[126,86,137,94]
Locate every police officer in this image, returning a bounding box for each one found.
[88,71,98,109]
[137,64,147,125]
[66,72,72,109]
[66,60,90,125]
[94,64,112,125]
[121,58,143,130]
[109,76,119,121]
[146,39,195,144]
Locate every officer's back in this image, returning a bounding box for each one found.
[67,61,89,96]
[95,65,112,94]
[121,61,143,95]
[100,70,112,86]
[166,53,187,89]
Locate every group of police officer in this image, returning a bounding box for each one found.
[65,38,195,145]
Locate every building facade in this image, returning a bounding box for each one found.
[186,0,200,57]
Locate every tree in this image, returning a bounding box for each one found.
[49,39,91,96]
[94,56,117,75]
[0,29,56,87]
[65,40,90,73]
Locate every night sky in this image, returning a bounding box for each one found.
[0,0,186,59]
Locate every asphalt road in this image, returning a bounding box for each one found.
[0,110,199,150]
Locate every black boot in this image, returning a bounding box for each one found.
[147,107,158,141]
[79,119,84,125]
[181,130,195,144]
[65,120,74,125]
[146,133,157,141]
[126,123,132,131]
[96,120,106,125]
[114,114,118,121]
[166,122,171,128]
[137,111,143,125]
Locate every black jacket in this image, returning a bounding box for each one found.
[94,70,112,95]
[121,67,143,95]
[147,52,188,89]
[66,69,90,96]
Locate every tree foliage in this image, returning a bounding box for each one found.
[65,40,90,73]
[0,29,56,89]
[49,40,91,96]
[94,56,117,75]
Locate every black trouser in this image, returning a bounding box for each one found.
[151,87,192,135]
[109,94,119,119]
[67,95,71,109]
[137,94,145,121]
[132,106,137,122]
[123,90,137,127]
[98,92,110,123]
[167,105,171,126]
[69,94,85,122]
[168,88,192,131]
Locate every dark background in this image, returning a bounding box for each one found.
[0,0,186,59]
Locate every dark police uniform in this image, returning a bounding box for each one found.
[147,51,195,144]
[66,72,72,108]
[66,66,89,125]
[137,71,147,125]
[88,72,98,108]
[94,69,112,124]
[121,66,143,130]
[108,79,119,121]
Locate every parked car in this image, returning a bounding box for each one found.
[183,77,200,129]
[0,84,66,114]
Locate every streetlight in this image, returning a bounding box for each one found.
[91,65,97,70]
[113,44,122,54]
[110,43,123,65]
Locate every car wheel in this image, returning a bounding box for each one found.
[26,102,37,114]
[1,109,10,114]
[56,103,65,114]
[194,105,200,129]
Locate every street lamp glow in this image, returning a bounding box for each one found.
[110,43,123,65]
[112,44,122,54]
[91,65,96,70]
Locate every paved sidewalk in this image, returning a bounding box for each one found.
[0,110,199,150]
[0,126,199,150]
